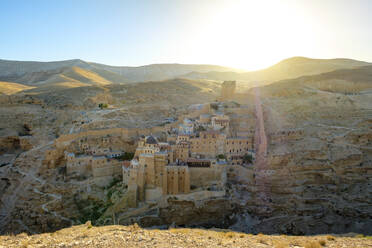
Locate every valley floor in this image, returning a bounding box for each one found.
[1,224,371,248]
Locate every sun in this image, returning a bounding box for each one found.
[184,0,315,70]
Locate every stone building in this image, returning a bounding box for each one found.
[124,151,191,207]
[64,151,123,186]
[225,137,253,157]
[220,81,236,100]
[178,118,194,135]
[211,113,230,131]
[134,135,161,157]
[190,131,225,158]
[65,152,92,175]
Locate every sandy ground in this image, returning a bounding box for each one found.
[1,224,371,248]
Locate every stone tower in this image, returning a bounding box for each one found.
[220,81,236,100]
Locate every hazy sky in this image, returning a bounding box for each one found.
[1,0,372,70]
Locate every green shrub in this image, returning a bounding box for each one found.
[216,154,226,160]
[98,103,108,109]
[242,154,253,163]
[210,103,219,110]
[115,152,135,161]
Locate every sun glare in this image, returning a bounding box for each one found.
[186,0,314,70]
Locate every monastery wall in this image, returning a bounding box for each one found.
[165,166,190,195]
[189,166,222,188]
[92,158,122,178]
[268,129,304,144]
[170,189,226,201]
[54,125,176,149]
[145,187,163,202]
[66,154,92,175]
[225,137,253,157]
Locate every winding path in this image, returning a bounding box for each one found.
[0,141,72,233]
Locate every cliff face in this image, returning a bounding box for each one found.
[228,75,372,235]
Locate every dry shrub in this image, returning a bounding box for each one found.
[86,220,93,229]
[20,239,29,248]
[304,241,322,248]
[258,238,268,245]
[319,239,326,246]
[225,232,234,238]
[326,235,335,241]
[274,240,288,248]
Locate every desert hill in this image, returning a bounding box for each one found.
[257,64,372,98]
[16,77,219,105]
[0,59,238,89]
[1,56,370,95]
[89,62,241,83]
[0,82,35,95]
[182,57,371,85]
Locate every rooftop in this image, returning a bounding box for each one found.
[145,135,158,144]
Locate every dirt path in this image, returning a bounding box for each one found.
[252,88,272,213]
[0,141,71,232]
[33,188,72,223]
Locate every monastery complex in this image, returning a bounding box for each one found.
[41,81,260,209]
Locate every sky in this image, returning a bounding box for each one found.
[1,0,372,70]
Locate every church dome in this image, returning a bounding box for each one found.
[145,135,158,144]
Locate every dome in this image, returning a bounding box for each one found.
[145,135,158,145]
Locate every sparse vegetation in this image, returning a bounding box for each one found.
[196,125,206,132]
[115,152,134,161]
[319,239,326,246]
[216,154,226,160]
[326,235,335,241]
[242,153,253,163]
[98,103,108,109]
[210,103,219,110]
[73,197,108,225]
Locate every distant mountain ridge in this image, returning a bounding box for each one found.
[0,59,238,85]
[181,57,371,83]
[0,56,371,95]
[89,62,242,82]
